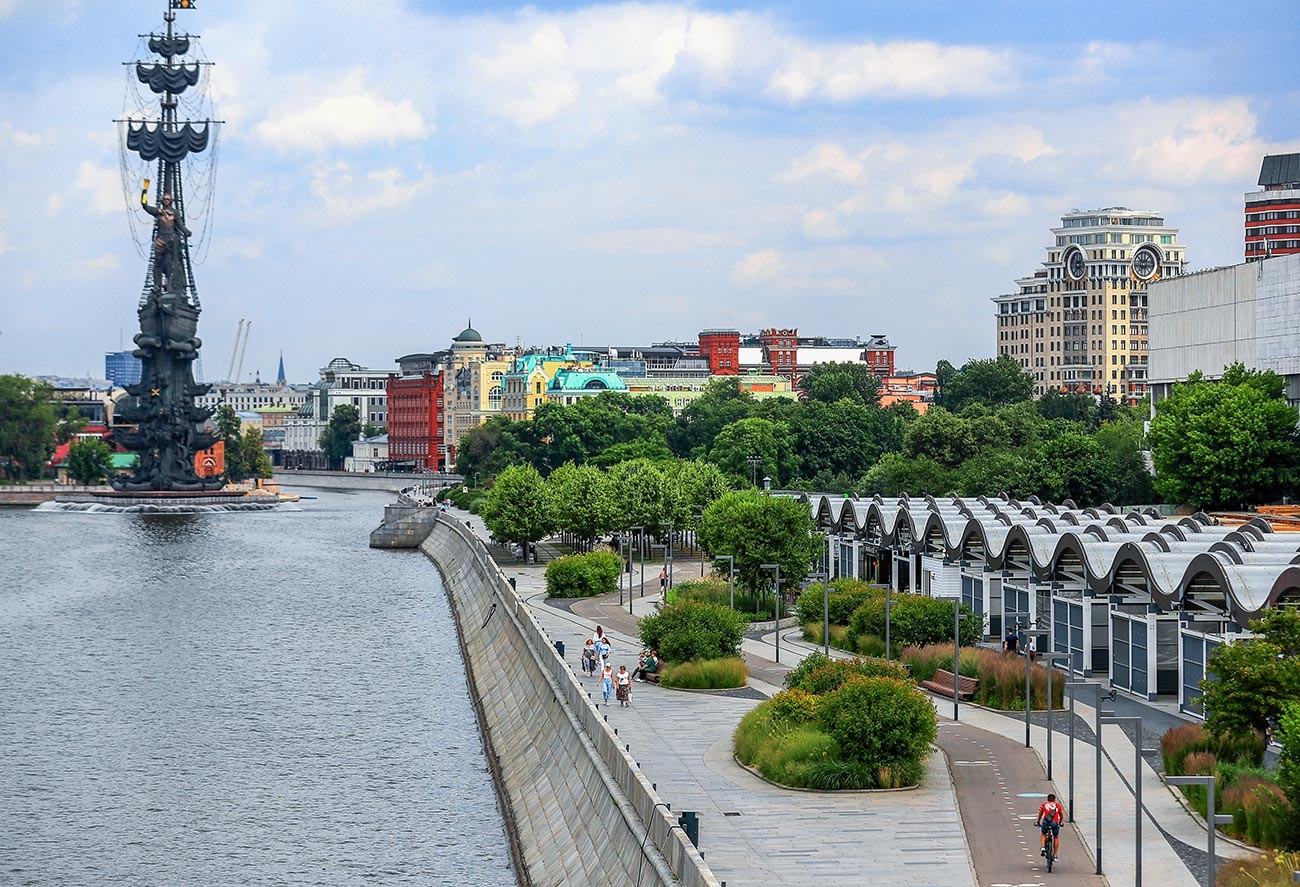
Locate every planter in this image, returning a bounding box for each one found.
[732,755,921,794]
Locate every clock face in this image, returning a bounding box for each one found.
[1132,246,1158,281]
[1066,249,1086,281]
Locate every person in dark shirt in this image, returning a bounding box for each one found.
[1003,626,1020,654]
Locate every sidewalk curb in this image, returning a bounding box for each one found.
[932,740,984,887]
[732,754,921,794]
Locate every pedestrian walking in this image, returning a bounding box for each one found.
[600,665,614,704]
[659,567,667,593]
[581,638,598,676]
[596,636,611,669]
[616,665,632,706]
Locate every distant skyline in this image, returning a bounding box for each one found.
[1,0,1298,380]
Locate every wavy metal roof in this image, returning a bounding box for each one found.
[801,493,1300,624]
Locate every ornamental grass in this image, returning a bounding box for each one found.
[658,656,748,690]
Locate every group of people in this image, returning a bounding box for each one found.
[579,626,660,707]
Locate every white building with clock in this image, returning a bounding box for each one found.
[995,207,1186,403]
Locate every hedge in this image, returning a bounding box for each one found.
[544,550,622,598]
[638,600,748,663]
[848,594,982,648]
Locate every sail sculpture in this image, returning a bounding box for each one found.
[112,3,224,492]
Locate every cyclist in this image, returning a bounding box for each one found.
[1036,793,1065,861]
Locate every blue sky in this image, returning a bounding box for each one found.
[1,0,1297,381]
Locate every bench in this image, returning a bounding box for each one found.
[643,671,661,685]
[920,668,980,701]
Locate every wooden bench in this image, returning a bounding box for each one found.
[643,671,661,685]
[920,668,980,701]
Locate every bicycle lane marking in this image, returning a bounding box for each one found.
[936,720,1105,887]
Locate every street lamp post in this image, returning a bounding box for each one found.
[885,584,893,661]
[1101,713,1159,887]
[716,555,735,609]
[662,520,674,591]
[1023,629,1049,748]
[694,513,705,576]
[1065,680,1106,876]
[807,571,831,657]
[1039,652,1070,781]
[1165,775,1231,887]
[746,455,762,488]
[953,604,969,722]
[628,525,645,604]
[760,563,781,663]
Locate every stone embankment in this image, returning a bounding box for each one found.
[416,514,719,887]
[276,469,459,493]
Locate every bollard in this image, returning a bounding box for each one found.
[508,577,516,591]
[554,640,565,658]
[678,811,699,847]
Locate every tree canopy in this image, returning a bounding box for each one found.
[65,437,114,485]
[936,354,1035,411]
[319,404,362,470]
[480,463,552,553]
[797,361,882,406]
[1148,364,1300,509]
[0,375,58,481]
[698,489,823,594]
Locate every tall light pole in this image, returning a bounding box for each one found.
[1039,652,1070,781]
[1066,680,1106,876]
[808,571,831,657]
[661,520,674,591]
[1022,628,1049,748]
[694,513,705,575]
[716,555,735,609]
[885,584,893,661]
[953,604,969,722]
[760,563,781,663]
[1102,713,1159,887]
[746,455,762,488]
[1165,775,1231,887]
[628,525,645,603]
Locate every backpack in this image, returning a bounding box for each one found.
[1042,801,1061,823]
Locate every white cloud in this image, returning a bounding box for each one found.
[414,260,454,288]
[70,252,121,278]
[729,247,784,286]
[580,226,737,256]
[253,70,428,152]
[768,40,1014,103]
[1118,97,1276,186]
[308,161,436,220]
[0,231,11,256]
[47,161,122,216]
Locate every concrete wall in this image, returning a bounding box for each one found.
[420,515,719,887]
[275,469,458,493]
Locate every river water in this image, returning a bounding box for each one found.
[0,488,516,887]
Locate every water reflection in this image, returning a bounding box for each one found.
[0,489,516,886]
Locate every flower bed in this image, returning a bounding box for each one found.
[667,577,776,621]
[900,645,1064,711]
[658,657,748,690]
[1160,722,1284,848]
[733,653,934,791]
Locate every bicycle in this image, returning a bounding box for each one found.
[1043,826,1055,872]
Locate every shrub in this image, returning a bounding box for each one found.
[784,652,832,690]
[849,594,982,648]
[676,577,775,620]
[1219,852,1300,887]
[544,550,622,597]
[899,645,1064,710]
[802,622,855,651]
[658,657,748,689]
[818,676,935,780]
[638,600,748,663]
[795,581,881,626]
[1162,723,1210,775]
[787,657,911,697]
[766,688,821,726]
[1218,730,1267,767]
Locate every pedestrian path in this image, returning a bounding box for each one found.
[443,513,1250,886]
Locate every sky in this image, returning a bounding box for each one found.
[1,0,1297,382]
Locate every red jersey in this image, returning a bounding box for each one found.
[1038,800,1063,824]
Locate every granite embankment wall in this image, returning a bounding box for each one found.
[418,514,720,887]
[275,470,459,493]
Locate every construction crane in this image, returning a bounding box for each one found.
[234,320,251,384]
[225,318,245,383]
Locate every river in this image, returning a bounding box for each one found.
[0,488,516,887]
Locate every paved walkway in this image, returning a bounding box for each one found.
[446,513,1252,886]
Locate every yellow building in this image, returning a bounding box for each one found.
[995,207,1185,403]
[443,322,517,451]
[500,346,593,421]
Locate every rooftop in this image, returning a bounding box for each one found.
[1259,153,1300,188]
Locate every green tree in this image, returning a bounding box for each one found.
[797,362,882,406]
[1148,364,1300,509]
[1201,609,1300,737]
[233,428,273,481]
[903,408,974,468]
[1028,431,1112,506]
[606,458,672,534]
[790,399,897,480]
[547,462,615,549]
[0,375,58,481]
[454,415,531,479]
[667,378,755,459]
[706,417,798,486]
[480,464,553,559]
[860,453,954,497]
[65,437,114,485]
[1036,390,1095,424]
[698,489,822,594]
[956,451,1033,498]
[214,404,245,480]
[1094,420,1155,505]
[319,404,362,470]
[937,354,1035,411]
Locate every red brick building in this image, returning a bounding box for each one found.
[698,329,740,375]
[386,370,446,470]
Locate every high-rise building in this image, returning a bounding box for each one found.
[386,370,446,471]
[1246,153,1300,262]
[104,350,142,387]
[994,207,1186,403]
